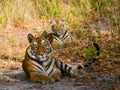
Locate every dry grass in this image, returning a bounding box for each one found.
[0,0,120,60]
[0,0,119,27]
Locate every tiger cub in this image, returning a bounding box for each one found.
[49,18,74,44]
[22,33,100,83]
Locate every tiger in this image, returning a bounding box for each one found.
[22,33,100,83]
[41,30,62,45]
[49,18,74,44]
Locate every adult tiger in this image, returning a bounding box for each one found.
[22,33,100,83]
[49,18,74,44]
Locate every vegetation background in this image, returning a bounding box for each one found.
[0,0,120,90]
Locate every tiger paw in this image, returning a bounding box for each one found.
[48,79,55,84]
[41,79,55,84]
[51,72,61,82]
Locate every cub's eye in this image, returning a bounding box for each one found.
[46,46,51,52]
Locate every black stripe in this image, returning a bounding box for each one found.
[53,32,59,37]
[48,67,54,76]
[64,64,68,73]
[63,35,68,41]
[77,65,82,70]
[62,30,67,38]
[27,52,37,61]
[53,36,61,41]
[68,67,72,76]
[45,59,53,71]
[60,62,64,73]
[84,58,97,68]
[31,61,43,72]
[93,43,100,51]
[93,43,100,56]
[27,53,43,71]
[84,64,89,67]
[97,51,100,56]
[28,55,43,65]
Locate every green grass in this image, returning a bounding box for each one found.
[0,0,119,30]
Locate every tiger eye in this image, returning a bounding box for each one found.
[33,42,37,47]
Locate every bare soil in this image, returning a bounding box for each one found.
[0,59,120,90]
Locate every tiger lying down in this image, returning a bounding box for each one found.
[48,18,74,44]
[22,33,100,84]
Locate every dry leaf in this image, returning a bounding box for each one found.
[0,75,15,83]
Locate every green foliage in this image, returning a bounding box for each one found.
[72,23,79,28]
[83,45,97,60]
[41,15,47,19]
[81,29,92,40]
[48,7,60,17]
[95,37,99,42]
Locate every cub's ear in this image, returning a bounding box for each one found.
[42,31,48,39]
[27,34,34,43]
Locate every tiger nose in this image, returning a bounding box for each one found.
[40,53,44,56]
[39,47,45,56]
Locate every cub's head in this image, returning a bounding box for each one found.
[49,18,66,36]
[27,34,52,62]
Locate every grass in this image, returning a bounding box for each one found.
[0,0,119,35]
[0,0,36,28]
[0,0,119,60]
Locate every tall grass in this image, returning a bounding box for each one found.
[0,0,119,33]
[0,0,36,28]
[0,0,94,27]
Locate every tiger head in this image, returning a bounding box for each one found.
[27,34,53,62]
[49,18,67,36]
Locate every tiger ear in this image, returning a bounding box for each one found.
[27,34,34,43]
[42,31,48,39]
[47,33,54,44]
[42,31,53,44]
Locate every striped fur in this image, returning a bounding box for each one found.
[22,33,100,83]
[49,19,74,44]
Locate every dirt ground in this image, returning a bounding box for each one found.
[0,58,120,90]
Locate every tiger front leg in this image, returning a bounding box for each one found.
[63,34,75,43]
[50,69,61,82]
[30,72,55,84]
